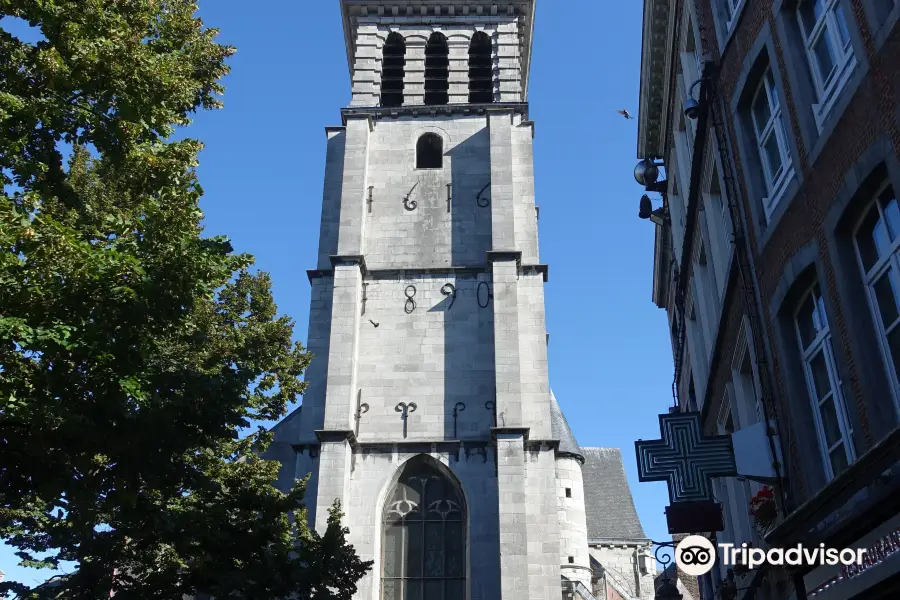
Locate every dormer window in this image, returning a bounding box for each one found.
[469,32,493,103]
[416,133,443,169]
[424,32,449,105]
[381,32,406,108]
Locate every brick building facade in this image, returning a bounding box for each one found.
[637,0,900,599]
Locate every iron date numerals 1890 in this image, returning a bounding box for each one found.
[399,282,490,313]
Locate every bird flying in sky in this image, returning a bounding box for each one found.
[617,109,633,119]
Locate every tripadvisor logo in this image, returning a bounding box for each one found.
[674,536,868,577]
[675,536,717,576]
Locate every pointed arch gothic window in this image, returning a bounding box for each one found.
[424,32,449,105]
[382,459,466,600]
[468,31,493,103]
[382,32,406,108]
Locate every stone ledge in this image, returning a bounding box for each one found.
[329,254,367,271]
[313,429,357,444]
[341,101,529,123]
[307,263,549,282]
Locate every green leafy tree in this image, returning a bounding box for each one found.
[0,2,371,598]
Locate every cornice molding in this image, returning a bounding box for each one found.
[341,101,529,123]
[340,0,536,95]
[637,0,672,159]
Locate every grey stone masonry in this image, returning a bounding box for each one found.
[526,446,563,598]
[518,271,551,438]
[447,35,471,104]
[350,24,380,107]
[361,115,491,269]
[322,262,364,432]
[313,438,351,533]
[345,18,522,108]
[496,433,530,599]
[402,34,426,106]
[491,257,523,427]
[495,22,522,102]
[336,116,371,255]
[557,457,591,588]
[316,128,346,270]
[489,110,516,249]
[294,277,332,441]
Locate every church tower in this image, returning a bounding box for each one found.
[266,2,582,600]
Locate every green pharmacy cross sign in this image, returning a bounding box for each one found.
[636,411,737,504]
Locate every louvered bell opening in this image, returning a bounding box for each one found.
[468,32,493,103]
[381,33,406,108]
[424,33,449,106]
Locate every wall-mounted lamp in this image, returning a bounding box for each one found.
[634,157,660,187]
[684,78,705,120]
[639,194,666,226]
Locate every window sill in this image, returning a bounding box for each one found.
[718,0,748,55]
[813,56,858,133]
[763,166,796,222]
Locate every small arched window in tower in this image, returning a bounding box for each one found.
[469,31,493,103]
[381,32,406,108]
[382,458,466,600]
[416,133,443,169]
[424,32,449,105]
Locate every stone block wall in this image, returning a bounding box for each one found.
[556,458,591,588]
[589,544,656,600]
[348,18,523,107]
[362,115,492,269]
[355,271,496,441]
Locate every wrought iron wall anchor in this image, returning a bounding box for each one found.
[446,183,452,213]
[477,281,493,308]
[361,282,368,316]
[650,539,677,571]
[441,283,457,309]
[395,402,417,438]
[485,400,497,427]
[476,182,491,207]
[452,402,466,438]
[354,390,369,437]
[403,181,419,211]
[367,186,374,214]
[404,285,417,314]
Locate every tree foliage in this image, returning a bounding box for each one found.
[0,2,371,598]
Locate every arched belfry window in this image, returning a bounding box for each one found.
[381,459,465,600]
[468,32,493,103]
[424,32,449,105]
[382,32,406,108]
[416,133,443,169]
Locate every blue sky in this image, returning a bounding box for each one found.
[1,0,675,587]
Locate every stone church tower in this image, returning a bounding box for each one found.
[265,3,657,600]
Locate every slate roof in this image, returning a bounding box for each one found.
[581,447,649,542]
[550,390,583,459]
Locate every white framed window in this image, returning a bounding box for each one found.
[722,0,744,30]
[871,0,897,22]
[750,68,794,220]
[716,396,753,545]
[853,183,900,416]
[731,327,763,428]
[796,0,856,128]
[794,282,856,480]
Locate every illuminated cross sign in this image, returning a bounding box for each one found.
[635,411,737,503]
